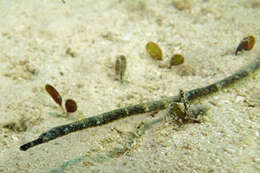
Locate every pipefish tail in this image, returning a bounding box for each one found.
[20,57,260,151]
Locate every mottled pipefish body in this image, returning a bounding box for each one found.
[20,57,260,151]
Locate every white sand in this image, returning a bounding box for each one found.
[0,0,259,172]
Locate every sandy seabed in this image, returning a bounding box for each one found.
[0,0,259,172]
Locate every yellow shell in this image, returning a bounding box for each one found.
[145,41,163,60]
[170,54,184,66]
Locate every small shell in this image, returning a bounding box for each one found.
[45,84,62,106]
[115,58,121,76]
[169,54,184,67]
[235,36,255,55]
[145,41,163,60]
[65,99,77,113]
[115,55,127,83]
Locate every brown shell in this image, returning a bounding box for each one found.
[65,99,77,113]
[115,55,126,75]
[115,55,127,83]
[45,84,62,106]
[235,36,255,55]
[115,58,121,75]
